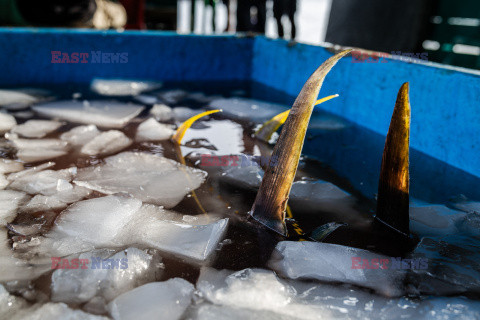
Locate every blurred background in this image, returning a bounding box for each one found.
[1,0,480,70]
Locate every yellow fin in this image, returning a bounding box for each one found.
[255,94,339,142]
[172,109,222,144]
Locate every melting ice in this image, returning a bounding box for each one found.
[74,152,207,208]
[32,100,144,128]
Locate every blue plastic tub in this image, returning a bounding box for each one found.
[1,27,479,202]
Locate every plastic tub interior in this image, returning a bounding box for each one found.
[1,27,479,203]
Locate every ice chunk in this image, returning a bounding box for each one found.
[189,304,296,320]
[458,212,480,237]
[21,303,109,320]
[91,79,161,96]
[20,186,91,213]
[208,98,288,123]
[0,174,7,189]
[408,235,480,295]
[150,104,173,122]
[0,229,51,282]
[16,149,68,163]
[269,241,406,297]
[159,89,188,104]
[0,89,39,109]
[11,120,63,138]
[0,190,30,224]
[10,138,69,163]
[196,268,324,319]
[0,159,24,174]
[74,152,207,208]
[193,266,480,320]
[7,162,55,181]
[134,94,158,105]
[36,195,228,262]
[80,130,132,156]
[409,204,467,237]
[32,100,144,129]
[108,278,194,320]
[220,165,263,190]
[450,197,480,214]
[60,125,100,146]
[173,106,205,122]
[8,167,76,196]
[135,118,174,142]
[0,284,29,318]
[51,247,163,303]
[47,195,143,250]
[12,111,35,119]
[0,112,16,134]
[130,216,229,262]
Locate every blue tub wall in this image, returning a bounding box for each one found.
[252,37,480,180]
[0,28,253,84]
[0,29,479,195]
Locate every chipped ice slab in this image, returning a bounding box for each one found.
[131,217,229,262]
[60,125,100,146]
[20,303,109,320]
[16,149,68,163]
[0,190,30,224]
[173,106,205,122]
[269,241,406,297]
[196,268,327,320]
[0,159,24,174]
[135,118,174,142]
[0,284,28,319]
[195,268,480,320]
[0,174,7,189]
[150,104,173,122]
[10,138,69,163]
[74,152,207,208]
[0,229,50,282]
[11,120,63,138]
[48,195,143,249]
[8,167,76,196]
[220,165,264,190]
[108,278,194,320]
[80,130,132,156]
[32,100,144,129]
[158,89,188,104]
[189,304,297,320]
[208,98,288,123]
[450,198,480,214]
[0,112,17,134]
[51,247,162,304]
[408,235,480,296]
[7,161,55,181]
[134,94,158,105]
[0,89,40,109]
[91,79,162,96]
[39,194,228,262]
[20,186,92,213]
[409,204,467,237]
